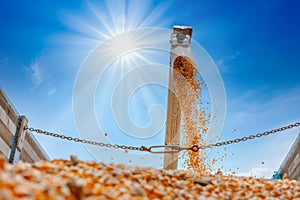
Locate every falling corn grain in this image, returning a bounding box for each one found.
[173,56,215,175]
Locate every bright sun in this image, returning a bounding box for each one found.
[108,32,139,65]
[63,0,170,69]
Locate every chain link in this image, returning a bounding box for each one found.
[24,126,150,152]
[194,122,300,152]
[24,122,300,154]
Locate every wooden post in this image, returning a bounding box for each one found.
[8,116,28,164]
[164,26,193,169]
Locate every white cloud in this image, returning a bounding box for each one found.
[216,51,239,72]
[25,59,42,89]
[229,86,300,123]
[237,167,273,178]
[48,88,56,96]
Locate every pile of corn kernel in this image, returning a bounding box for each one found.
[0,156,299,199]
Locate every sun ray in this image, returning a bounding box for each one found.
[133,52,153,64]
[86,1,116,37]
[104,0,127,34]
[64,15,110,40]
[139,2,172,28]
[67,0,176,167]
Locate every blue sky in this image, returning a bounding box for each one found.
[1,0,300,177]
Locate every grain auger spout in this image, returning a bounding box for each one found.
[164,25,195,169]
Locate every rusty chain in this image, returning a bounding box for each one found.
[24,122,300,154]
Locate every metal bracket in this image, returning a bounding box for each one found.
[170,25,192,48]
[8,116,28,164]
